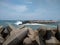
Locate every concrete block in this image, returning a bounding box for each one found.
[3,28,28,45]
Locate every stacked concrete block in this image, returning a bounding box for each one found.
[17,25,25,29]
[0,34,5,45]
[23,37,33,45]
[55,24,60,41]
[0,26,3,33]
[27,27,36,41]
[45,37,60,45]
[3,24,28,45]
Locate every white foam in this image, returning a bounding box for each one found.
[14,21,22,25]
[23,23,45,25]
[23,23,56,27]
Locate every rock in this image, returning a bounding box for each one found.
[37,26,47,37]
[3,26,28,45]
[0,26,3,33]
[27,27,36,41]
[23,37,33,45]
[0,34,5,45]
[43,30,52,40]
[37,26,47,31]
[55,24,60,41]
[18,25,25,29]
[37,26,57,31]
[57,24,60,33]
[1,27,10,39]
[45,36,60,45]
[37,26,57,37]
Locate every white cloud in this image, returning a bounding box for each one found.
[11,5,28,12]
[0,2,28,12]
[24,0,32,4]
[26,2,32,4]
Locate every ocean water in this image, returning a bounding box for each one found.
[0,20,60,30]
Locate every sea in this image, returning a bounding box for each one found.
[0,20,60,30]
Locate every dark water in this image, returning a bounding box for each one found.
[0,20,60,30]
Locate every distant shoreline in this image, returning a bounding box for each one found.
[23,20,58,24]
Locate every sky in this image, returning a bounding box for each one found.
[0,0,60,20]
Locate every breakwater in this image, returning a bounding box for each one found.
[0,24,60,45]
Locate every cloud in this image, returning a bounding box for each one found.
[11,5,28,12]
[26,2,32,4]
[24,0,32,4]
[0,0,60,20]
[0,1,28,12]
[46,0,58,4]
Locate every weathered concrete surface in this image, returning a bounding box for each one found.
[45,36,60,45]
[55,24,60,41]
[23,37,33,45]
[37,26,57,31]
[27,27,36,41]
[0,34,5,45]
[7,24,16,32]
[37,26,57,38]
[57,24,60,33]
[1,27,11,39]
[27,28,46,45]
[3,24,28,45]
[17,25,25,29]
[0,26,3,33]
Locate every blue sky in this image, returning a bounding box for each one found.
[0,0,60,20]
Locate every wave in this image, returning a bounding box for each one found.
[14,21,22,25]
[24,23,57,27]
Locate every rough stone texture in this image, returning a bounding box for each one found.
[37,26,57,31]
[17,25,25,29]
[0,34,5,45]
[23,37,33,45]
[55,24,60,41]
[37,26,57,37]
[27,27,36,41]
[0,26,3,33]
[3,25,28,45]
[45,36,60,45]
[57,24,60,33]
[1,27,10,39]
